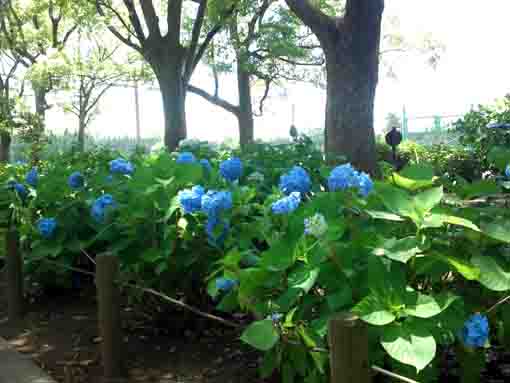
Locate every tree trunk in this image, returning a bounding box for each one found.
[323,7,383,174]
[33,86,48,127]
[285,0,384,175]
[237,66,254,148]
[77,114,86,152]
[0,131,11,162]
[151,54,187,152]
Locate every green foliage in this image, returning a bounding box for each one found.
[2,141,510,382]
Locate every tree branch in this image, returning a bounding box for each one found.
[187,84,239,116]
[284,0,334,43]
[140,0,160,38]
[184,0,207,81]
[122,0,146,43]
[167,0,183,46]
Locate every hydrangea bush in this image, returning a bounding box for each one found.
[2,143,510,383]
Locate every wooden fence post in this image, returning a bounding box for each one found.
[328,312,371,383]
[6,228,24,322]
[96,253,122,379]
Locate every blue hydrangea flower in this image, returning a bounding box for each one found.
[109,158,134,175]
[270,313,284,323]
[460,314,489,348]
[215,277,238,292]
[201,190,233,216]
[178,185,205,214]
[271,192,301,215]
[14,183,28,199]
[200,159,212,173]
[279,166,311,195]
[328,164,373,197]
[68,171,84,189]
[220,157,242,182]
[358,172,374,197]
[506,164,510,178]
[26,168,38,187]
[176,152,196,164]
[328,164,358,191]
[304,213,328,237]
[91,194,117,223]
[37,218,57,239]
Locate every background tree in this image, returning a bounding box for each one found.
[385,112,402,134]
[0,0,93,125]
[187,0,323,147]
[285,0,384,173]
[0,51,22,161]
[95,0,238,151]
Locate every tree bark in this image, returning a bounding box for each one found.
[150,52,187,152]
[237,65,254,147]
[33,85,48,126]
[77,113,86,152]
[0,131,11,162]
[286,0,384,174]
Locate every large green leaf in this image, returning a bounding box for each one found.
[241,320,280,351]
[376,183,420,223]
[434,254,480,280]
[472,254,510,291]
[414,186,443,215]
[392,165,436,191]
[372,236,421,263]
[352,294,396,326]
[404,293,459,319]
[481,220,510,244]
[381,320,436,372]
[260,239,295,271]
[459,180,500,200]
[365,210,405,222]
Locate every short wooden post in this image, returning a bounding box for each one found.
[96,253,122,378]
[6,228,24,322]
[328,313,371,383]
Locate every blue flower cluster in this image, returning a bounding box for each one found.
[7,180,28,199]
[68,171,84,189]
[110,158,134,175]
[176,152,196,164]
[38,218,57,239]
[328,164,373,197]
[91,194,117,223]
[460,313,489,348]
[279,166,311,195]
[202,190,233,245]
[272,192,301,215]
[270,313,283,323]
[215,277,238,293]
[506,164,510,178]
[220,157,242,182]
[178,185,205,214]
[26,168,38,187]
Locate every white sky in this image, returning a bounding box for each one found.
[44,0,510,142]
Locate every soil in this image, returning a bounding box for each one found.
[0,269,266,383]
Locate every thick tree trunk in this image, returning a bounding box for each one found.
[0,131,11,162]
[151,54,187,152]
[322,8,383,174]
[237,67,254,148]
[285,0,384,175]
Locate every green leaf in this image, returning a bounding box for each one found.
[392,164,436,191]
[414,186,443,214]
[352,294,396,325]
[327,288,353,311]
[260,239,296,271]
[287,265,319,293]
[241,320,280,351]
[372,236,421,264]
[405,293,459,319]
[472,254,510,291]
[440,215,480,232]
[365,210,405,222]
[459,180,500,200]
[381,320,436,372]
[434,254,480,280]
[481,220,510,244]
[375,183,420,224]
